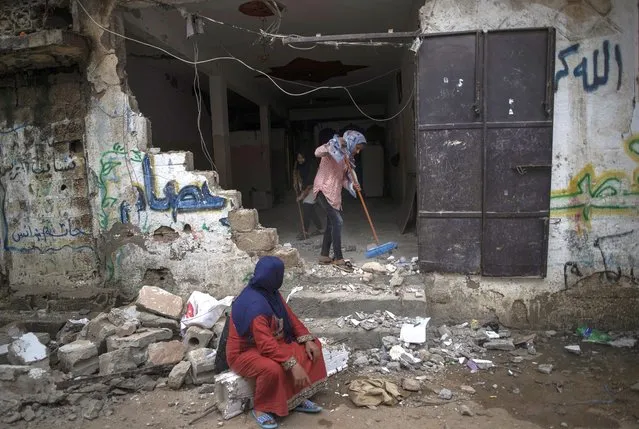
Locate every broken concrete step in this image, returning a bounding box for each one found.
[288,291,427,319]
[303,318,400,350]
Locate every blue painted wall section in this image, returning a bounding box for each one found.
[138,154,226,222]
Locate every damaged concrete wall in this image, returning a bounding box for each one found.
[75,1,254,300]
[419,0,639,329]
[0,69,99,291]
[0,0,259,305]
[0,0,98,293]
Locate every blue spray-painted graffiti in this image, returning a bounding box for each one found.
[555,40,622,92]
[137,155,226,222]
[11,218,86,243]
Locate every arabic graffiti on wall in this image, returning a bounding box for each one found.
[563,229,638,289]
[555,40,622,92]
[7,156,77,180]
[98,144,227,231]
[550,134,639,225]
[137,154,226,222]
[0,124,94,254]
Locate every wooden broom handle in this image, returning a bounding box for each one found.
[345,159,379,244]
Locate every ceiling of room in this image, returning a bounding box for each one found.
[121,0,421,109]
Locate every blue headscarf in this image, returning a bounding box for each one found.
[327,130,367,165]
[326,130,367,198]
[231,256,294,343]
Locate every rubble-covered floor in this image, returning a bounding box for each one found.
[259,195,418,264]
[5,336,638,429]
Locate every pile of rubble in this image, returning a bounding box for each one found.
[0,285,230,424]
[349,320,528,374]
[0,285,351,425]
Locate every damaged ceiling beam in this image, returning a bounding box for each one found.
[281,30,422,45]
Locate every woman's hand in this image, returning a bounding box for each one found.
[305,340,321,362]
[291,363,311,388]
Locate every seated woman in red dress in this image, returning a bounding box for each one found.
[226,256,327,429]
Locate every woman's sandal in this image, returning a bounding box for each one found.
[294,399,323,414]
[332,259,354,272]
[252,410,278,429]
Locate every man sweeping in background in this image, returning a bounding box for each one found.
[293,152,323,240]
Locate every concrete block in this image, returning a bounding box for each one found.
[228,209,258,232]
[261,246,302,268]
[147,340,185,366]
[99,347,147,375]
[80,313,117,352]
[0,344,8,364]
[184,326,214,351]
[7,333,48,366]
[168,361,191,390]
[116,321,139,337]
[107,306,140,327]
[106,328,173,351]
[234,228,278,252]
[57,340,98,376]
[0,364,32,381]
[137,311,180,334]
[215,371,256,420]
[187,348,216,385]
[322,343,350,377]
[136,286,184,320]
[484,339,515,351]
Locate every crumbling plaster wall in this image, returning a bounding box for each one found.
[0,0,99,292]
[420,0,639,329]
[0,0,256,303]
[75,0,254,300]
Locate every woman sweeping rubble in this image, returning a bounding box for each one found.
[226,256,327,429]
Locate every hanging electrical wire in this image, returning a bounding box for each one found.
[76,0,415,123]
[192,40,217,170]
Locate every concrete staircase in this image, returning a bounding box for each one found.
[282,267,427,349]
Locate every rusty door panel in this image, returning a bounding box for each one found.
[417,32,483,274]
[482,218,547,277]
[485,31,552,123]
[418,129,482,213]
[418,33,480,124]
[419,218,481,274]
[484,127,552,213]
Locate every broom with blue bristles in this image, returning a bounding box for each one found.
[344,158,398,258]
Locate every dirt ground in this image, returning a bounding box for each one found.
[8,336,638,429]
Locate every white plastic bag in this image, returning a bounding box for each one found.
[180,291,234,334]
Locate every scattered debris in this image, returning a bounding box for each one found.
[564,345,582,355]
[484,339,515,351]
[438,388,453,400]
[7,333,48,366]
[402,378,421,392]
[609,338,637,348]
[361,262,387,274]
[399,318,430,344]
[460,385,476,395]
[537,364,554,375]
[459,404,474,416]
[168,361,192,390]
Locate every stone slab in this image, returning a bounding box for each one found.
[106,328,173,351]
[147,341,185,366]
[136,286,184,320]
